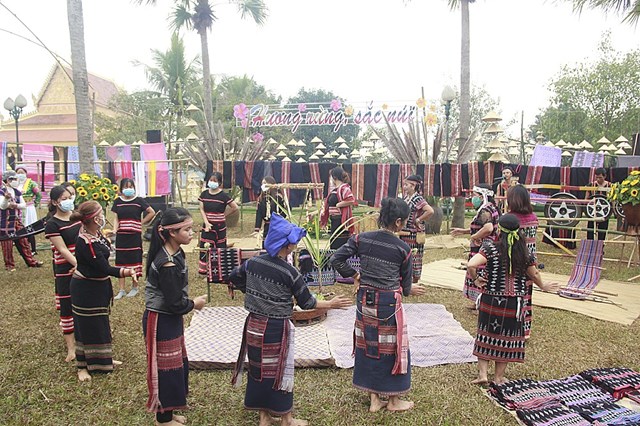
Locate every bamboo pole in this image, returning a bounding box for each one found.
[536,250,632,264]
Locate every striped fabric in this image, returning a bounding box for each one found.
[308,162,323,200]
[117,219,142,233]
[559,239,604,299]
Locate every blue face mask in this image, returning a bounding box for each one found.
[122,188,135,197]
[208,181,219,190]
[59,199,75,212]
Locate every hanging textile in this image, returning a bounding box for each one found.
[530,145,562,167]
[0,142,6,174]
[387,164,400,198]
[104,146,133,182]
[134,161,148,198]
[362,164,378,206]
[308,162,323,200]
[572,151,604,168]
[139,143,170,195]
[374,164,390,207]
[21,144,55,197]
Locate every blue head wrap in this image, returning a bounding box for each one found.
[264,213,307,257]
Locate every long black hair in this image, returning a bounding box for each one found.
[146,207,191,276]
[119,177,135,192]
[377,197,410,229]
[330,167,350,184]
[496,213,528,276]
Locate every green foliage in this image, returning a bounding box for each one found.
[533,33,640,142]
[608,170,640,205]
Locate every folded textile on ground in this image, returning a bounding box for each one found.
[489,379,562,410]
[540,375,615,408]
[580,368,640,400]
[573,401,640,425]
[516,404,592,426]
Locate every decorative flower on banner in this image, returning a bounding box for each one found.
[252,132,264,143]
[416,98,427,108]
[344,105,354,117]
[382,103,389,111]
[425,113,438,126]
[429,103,437,112]
[298,103,307,112]
[233,103,249,120]
[330,99,342,112]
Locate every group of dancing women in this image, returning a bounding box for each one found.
[29,163,559,425]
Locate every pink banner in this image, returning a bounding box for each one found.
[139,143,170,196]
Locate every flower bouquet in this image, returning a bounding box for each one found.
[70,174,119,209]
[608,170,640,227]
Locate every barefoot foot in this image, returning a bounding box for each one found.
[65,351,76,362]
[471,377,489,385]
[155,421,183,426]
[387,399,414,412]
[78,369,91,382]
[282,419,308,426]
[172,414,186,424]
[493,377,509,385]
[369,399,388,413]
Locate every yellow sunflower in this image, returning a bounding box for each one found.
[80,174,90,181]
[91,179,100,185]
[112,185,119,191]
[92,192,100,200]
[631,171,640,176]
[102,178,111,184]
[622,187,629,194]
[78,190,87,197]
[69,179,77,185]
[631,189,639,197]
[100,187,108,194]
[631,180,639,186]
[103,194,110,201]
[88,185,95,190]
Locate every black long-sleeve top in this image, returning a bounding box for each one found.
[254,193,287,230]
[75,232,122,280]
[331,230,413,296]
[229,254,316,319]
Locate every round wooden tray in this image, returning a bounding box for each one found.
[292,307,328,326]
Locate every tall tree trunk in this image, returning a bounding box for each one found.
[67,0,93,173]
[199,29,218,159]
[452,0,472,229]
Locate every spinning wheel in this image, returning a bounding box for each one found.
[614,201,625,219]
[544,192,582,227]
[585,194,612,219]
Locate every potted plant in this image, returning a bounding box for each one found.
[608,171,640,229]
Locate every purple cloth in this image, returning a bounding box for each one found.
[530,145,562,167]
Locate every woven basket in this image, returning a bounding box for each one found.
[292,308,328,326]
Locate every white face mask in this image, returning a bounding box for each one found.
[59,199,75,212]
[17,174,26,183]
[95,216,106,229]
[208,181,219,190]
[9,180,19,189]
[261,184,269,192]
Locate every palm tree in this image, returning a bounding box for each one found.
[136,0,268,160]
[564,0,640,24]
[134,33,201,142]
[67,0,93,172]
[448,0,476,228]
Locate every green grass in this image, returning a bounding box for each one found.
[0,218,639,425]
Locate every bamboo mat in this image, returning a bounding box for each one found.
[421,258,640,326]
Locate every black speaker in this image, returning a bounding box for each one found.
[145,196,168,213]
[633,133,640,156]
[146,130,162,144]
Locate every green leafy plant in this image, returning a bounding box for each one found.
[70,173,119,209]
[608,171,640,206]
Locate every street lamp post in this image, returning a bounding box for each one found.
[441,86,455,162]
[4,95,28,163]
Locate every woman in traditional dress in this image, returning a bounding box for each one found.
[467,214,558,385]
[70,201,138,382]
[15,166,41,255]
[507,185,539,339]
[198,171,238,274]
[44,184,81,362]
[451,184,500,307]
[332,197,426,413]
[230,214,350,426]
[320,167,356,250]
[112,178,155,300]
[254,176,287,248]
[584,167,611,240]
[143,208,207,426]
[400,175,434,283]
